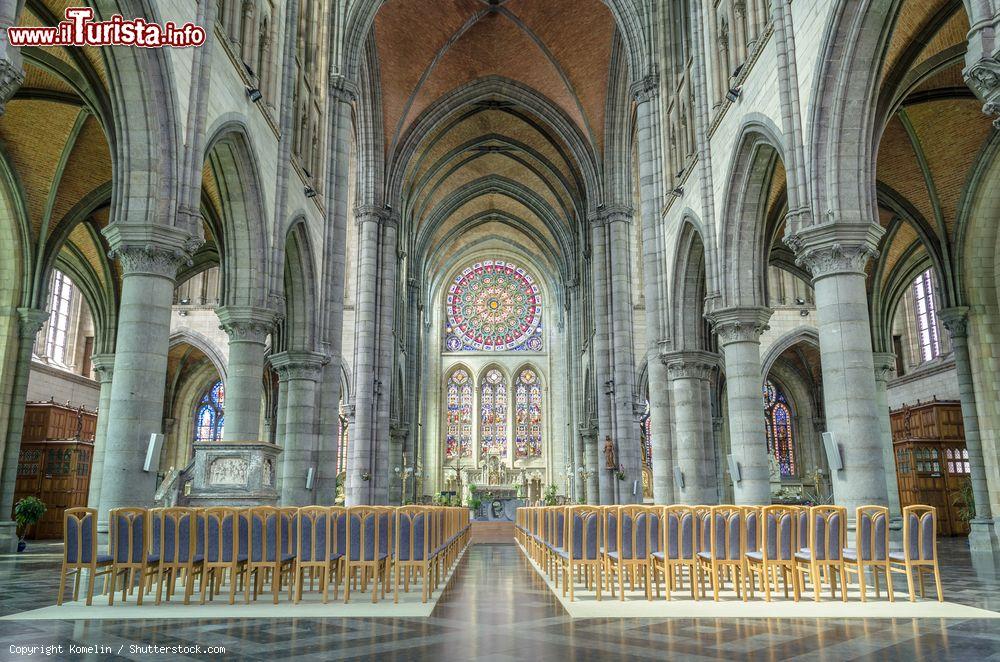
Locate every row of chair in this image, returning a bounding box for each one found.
[516,504,942,603]
[58,505,470,607]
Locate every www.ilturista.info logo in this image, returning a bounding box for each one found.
[7,7,206,48]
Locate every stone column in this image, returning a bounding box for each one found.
[872,352,902,518]
[0,309,47,547]
[272,368,289,496]
[0,0,25,116]
[709,306,772,504]
[605,207,641,504]
[217,306,274,442]
[786,222,889,514]
[633,73,674,505]
[580,425,599,504]
[271,350,326,506]
[387,424,407,505]
[664,351,719,504]
[373,216,399,505]
[940,307,999,555]
[590,221,615,504]
[96,227,195,533]
[86,353,115,508]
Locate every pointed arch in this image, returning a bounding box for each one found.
[279,218,319,352]
[478,363,510,458]
[443,362,475,461]
[672,219,709,350]
[513,363,545,459]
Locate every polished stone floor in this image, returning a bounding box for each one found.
[3,539,1000,660]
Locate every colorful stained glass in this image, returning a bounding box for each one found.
[480,369,508,457]
[445,260,543,352]
[762,379,796,477]
[640,400,652,468]
[445,369,474,459]
[514,369,542,458]
[195,380,225,442]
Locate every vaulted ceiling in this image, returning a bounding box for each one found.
[370,0,619,283]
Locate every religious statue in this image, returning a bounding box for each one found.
[604,435,617,470]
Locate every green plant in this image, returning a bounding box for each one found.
[543,484,558,506]
[614,464,626,481]
[14,496,46,539]
[956,479,975,522]
[467,483,477,493]
[448,495,461,507]
[433,492,449,506]
[468,497,482,510]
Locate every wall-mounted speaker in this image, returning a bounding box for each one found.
[727,454,742,483]
[822,432,843,471]
[305,466,315,490]
[143,433,164,473]
[673,466,685,489]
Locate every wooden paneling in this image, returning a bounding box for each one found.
[891,400,969,536]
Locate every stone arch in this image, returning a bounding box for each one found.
[718,118,786,308]
[672,219,709,350]
[761,327,820,377]
[203,121,271,308]
[280,219,319,352]
[807,0,904,226]
[168,329,228,381]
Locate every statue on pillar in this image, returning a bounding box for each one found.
[603,435,617,470]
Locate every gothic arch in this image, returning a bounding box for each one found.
[672,219,709,350]
[168,329,228,381]
[280,219,319,352]
[761,327,821,377]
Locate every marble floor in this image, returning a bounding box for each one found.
[3,539,1000,660]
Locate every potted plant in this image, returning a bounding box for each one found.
[614,464,626,481]
[468,496,482,515]
[14,496,46,552]
[543,484,558,506]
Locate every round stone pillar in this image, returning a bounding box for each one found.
[872,352,902,518]
[709,306,772,505]
[0,308,48,530]
[664,351,719,504]
[787,223,889,514]
[86,353,115,508]
[96,230,194,532]
[271,350,326,506]
[217,306,275,442]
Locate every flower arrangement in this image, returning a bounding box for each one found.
[614,464,626,481]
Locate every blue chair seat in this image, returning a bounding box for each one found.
[651,551,665,561]
[237,554,249,562]
[329,551,344,561]
[842,548,858,561]
[794,551,811,562]
[889,552,907,562]
[146,554,160,564]
[697,551,712,561]
[96,554,113,564]
[192,554,204,563]
[745,551,763,562]
[282,553,296,563]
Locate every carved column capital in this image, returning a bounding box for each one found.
[939,306,970,340]
[630,72,659,104]
[963,55,1000,128]
[662,350,719,381]
[103,224,202,280]
[354,204,390,227]
[707,306,772,346]
[872,352,897,385]
[0,56,24,116]
[16,307,48,339]
[329,73,358,104]
[216,305,277,343]
[784,222,884,280]
[90,353,116,383]
[269,350,328,382]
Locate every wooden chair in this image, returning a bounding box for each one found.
[606,505,658,600]
[246,506,296,604]
[844,505,893,602]
[107,507,157,605]
[600,506,619,595]
[345,506,392,604]
[890,505,943,601]
[794,505,848,602]
[651,505,699,600]
[57,508,112,606]
[151,507,203,605]
[696,505,746,601]
[295,506,343,603]
[394,506,436,603]
[558,506,602,601]
[745,505,800,601]
[199,507,248,605]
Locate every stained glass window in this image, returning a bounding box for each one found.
[445,368,474,460]
[514,368,543,458]
[480,369,508,457]
[639,400,652,468]
[762,380,795,478]
[337,402,349,471]
[195,380,225,442]
[913,268,941,362]
[445,260,543,352]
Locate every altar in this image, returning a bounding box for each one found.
[467,455,529,522]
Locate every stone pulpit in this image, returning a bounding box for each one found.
[184,440,282,508]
